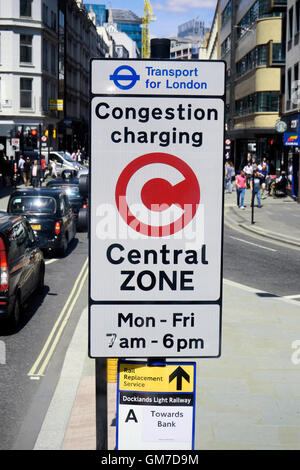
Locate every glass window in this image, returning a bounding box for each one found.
[236,92,279,115]
[8,221,29,261]
[20,34,32,63]
[20,0,32,17]
[51,43,56,74]
[43,39,48,70]
[9,196,57,215]
[288,7,293,40]
[272,43,285,64]
[287,68,292,100]
[296,1,300,33]
[20,77,32,108]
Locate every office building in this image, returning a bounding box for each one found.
[282,0,300,197]
[221,0,285,172]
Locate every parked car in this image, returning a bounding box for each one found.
[44,151,84,176]
[0,212,45,328]
[46,180,87,230]
[7,188,76,257]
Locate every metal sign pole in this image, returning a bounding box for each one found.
[95,358,108,450]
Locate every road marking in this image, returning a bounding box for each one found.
[28,257,88,378]
[224,209,300,252]
[45,259,59,265]
[229,235,277,252]
[224,278,300,307]
[283,294,300,300]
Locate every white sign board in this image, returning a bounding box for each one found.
[116,361,196,450]
[89,59,225,358]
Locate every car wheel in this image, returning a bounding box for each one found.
[37,263,45,295]
[58,234,68,257]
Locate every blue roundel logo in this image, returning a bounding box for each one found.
[109,65,140,90]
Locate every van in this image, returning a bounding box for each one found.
[42,151,84,176]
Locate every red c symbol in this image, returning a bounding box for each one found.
[115,152,200,237]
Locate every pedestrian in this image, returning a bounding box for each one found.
[252,169,263,208]
[9,156,18,187]
[71,151,76,161]
[243,161,253,189]
[51,158,57,178]
[40,156,46,183]
[75,149,82,163]
[18,154,25,184]
[224,161,233,193]
[23,157,31,186]
[259,165,268,199]
[31,160,41,188]
[235,169,246,209]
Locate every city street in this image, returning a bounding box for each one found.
[0,190,88,450]
[0,184,299,449]
[224,224,300,297]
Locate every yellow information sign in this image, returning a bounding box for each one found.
[119,362,194,393]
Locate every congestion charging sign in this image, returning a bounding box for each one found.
[89,59,225,358]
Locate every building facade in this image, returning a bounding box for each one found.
[0,0,101,157]
[178,17,210,41]
[0,0,59,155]
[199,1,221,60]
[282,0,300,197]
[221,0,285,172]
[57,0,100,152]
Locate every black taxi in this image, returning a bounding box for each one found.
[7,188,76,257]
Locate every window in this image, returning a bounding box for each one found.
[287,68,292,101]
[42,3,48,25]
[236,45,268,77]
[20,0,32,17]
[42,79,48,111]
[42,39,48,70]
[20,34,32,63]
[294,63,299,82]
[20,77,32,108]
[237,0,282,39]
[295,1,300,34]
[51,11,57,31]
[235,91,279,115]
[51,44,56,74]
[221,1,232,26]
[288,7,293,40]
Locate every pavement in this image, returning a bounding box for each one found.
[2,182,300,450]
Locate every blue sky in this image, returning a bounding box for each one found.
[83,0,216,38]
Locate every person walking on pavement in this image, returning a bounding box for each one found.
[259,165,268,199]
[243,161,253,190]
[75,149,82,163]
[252,169,263,208]
[51,158,57,178]
[23,157,31,186]
[18,154,25,184]
[31,160,41,188]
[40,156,46,183]
[224,161,233,193]
[235,169,246,209]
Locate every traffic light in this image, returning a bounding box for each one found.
[30,128,38,148]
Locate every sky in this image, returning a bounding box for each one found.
[83,0,217,38]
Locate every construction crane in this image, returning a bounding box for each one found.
[141,0,156,58]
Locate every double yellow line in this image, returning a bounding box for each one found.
[28,257,88,378]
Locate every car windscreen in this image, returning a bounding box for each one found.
[50,185,80,198]
[57,152,74,163]
[9,196,57,214]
